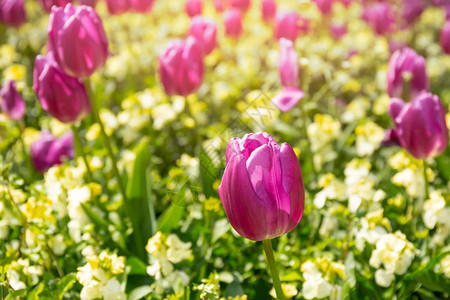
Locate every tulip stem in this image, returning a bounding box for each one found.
[83,79,127,203]
[71,124,93,182]
[423,160,430,200]
[262,239,285,300]
[402,71,412,102]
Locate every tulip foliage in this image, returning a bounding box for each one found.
[1,0,450,299]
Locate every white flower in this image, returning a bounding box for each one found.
[80,281,103,300]
[103,278,126,300]
[302,277,332,299]
[166,234,192,264]
[374,269,395,288]
[423,191,449,229]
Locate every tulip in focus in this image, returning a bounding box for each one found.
[188,17,217,56]
[229,0,250,13]
[38,0,73,12]
[185,0,202,17]
[159,37,204,97]
[312,0,333,15]
[441,21,450,54]
[383,92,448,160]
[48,4,109,78]
[274,11,308,42]
[362,3,395,35]
[0,0,26,27]
[130,0,155,13]
[261,0,276,22]
[0,80,26,120]
[219,132,305,241]
[33,54,91,123]
[31,131,74,173]
[223,8,243,38]
[387,48,429,99]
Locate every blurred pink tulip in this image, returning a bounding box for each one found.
[362,2,395,35]
[0,0,26,27]
[223,8,243,38]
[189,16,217,56]
[274,11,308,42]
[229,0,250,13]
[279,38,298,88]
[31,131,74,173]
[261,0,276,22]
[185,0,202,17]
[0,80,26,120]
[38,0,73,12]
[105,0,129,15]
[130,0,155,13]
[271,88,304,112]
[312,0,333,15]
[441,21,450,54]
[329,22,347,40]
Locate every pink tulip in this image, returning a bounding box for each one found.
[31,131,74,173]
[223,8,243,38]
[261,0,276,22]
[441,21,450,54]
[0,80,25,120]
[185,0,202,17]
[38,0,73,12]
[48,4,108,78]
[159,37,204,97]
[219,132,305,241]
[362,2,395,35]
[79,0,97,7]
[329,22,347,40]
[401,0,425,25]
[312,0,333,15]
[274,11,308,42]
[387,47,429,99]
[105,0,129,14]
[279,38,298,88]
[33,53,91,123]
[188,16,217,56]
[130,0,155,13]
[271,88,304,112]
[229,0,250,13]
[383,92,448,159]
[213,0,226,12]
[0,0,26,27]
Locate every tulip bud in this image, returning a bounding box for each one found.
[385,93,448,159]
[387,47,429,99]
[105,0,129,15]
[38,0,73,13]
[130,0,155,13]
[185,0,202,17]
[362,3,395,35]
[274,11,308,42]
[271,87,304,112]
[261,0,276,22]
[0,80,26,120]
[312,0,333,15]
[229,0,250,13]
[188,17,217,56]
[219,132,305,241]
[213,0,226,12]
[223,8,243,38]
[48,4,108,78]
[0,0,26,27]
[31,131,74,173]
[279,38,298,88]
[441,21,450,54]
[33,54,91,123]
[159,37,204,97]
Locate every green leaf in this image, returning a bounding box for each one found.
[127,256,148,275]
[126,138,156,261]
[157,202,185,233]
[281,271,302,281]
[129,285,153,300]
[56,273,77,299]
[5,289,27,300]
[412,251,450,293]
[199,149,219,198]
[355,272,383,300]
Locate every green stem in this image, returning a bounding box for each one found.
[423,160,430,200]
[83,79,127,203]
[262,239,285,300]
[402,72,412,102]
[71,124,93,182]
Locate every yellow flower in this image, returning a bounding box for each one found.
[3,64,26,82]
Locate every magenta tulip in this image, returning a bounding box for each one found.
[0,80,25,120]
[188,17,217,56]
[218,132,305,241]
[362,3,395,35]
[279,38,298,88]
[261,0,276,22]
[159,37,204,97]
[441,21,450,54]
[0,0,26,27]
[31,131,74,173]
[48,4,108,78]
[213,0,226,12]
[229,0,250,13]
[274,11,307,42]
[330,22,347,40]
[185,0,202,17]
[130,0,155,13]
[38,0,73,12]
[271,88,304,112]
[105,0,129,14]
[387,47,429,99]
[312,0,333,15]
[33,53,91,123]
[401,0,425,25]
[223,8,243,38]
[80,0,97,7]
[383,92,448,159]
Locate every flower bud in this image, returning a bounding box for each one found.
[223,8,243,38]
[33,53,91,123]
[188,17,217,56]
[0,0,26,27]
[0,80,25,120]
[159,37,204,97]
[185,0,202,17]
[274,11,308,42]
[31,131,74,173]
[219,132,305,241]
[48,4,108,78]
[261,0,276,22]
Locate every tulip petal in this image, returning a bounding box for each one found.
[389,97,406,122]
[271,87,304,112]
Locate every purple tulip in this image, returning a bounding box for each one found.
[362,3,395,35]
[0,80,25,120]
[33,53,91,123]
[387,47,429,99]
[384,92,448,159]
[223,8,243,38]
[185,0,202,17]
[48,4,108,78]
[38,0,73,12]
[218,132,305,241]
[31,131,74,173]
[279,38,298,88]
[261,0,276,22]
[271,87,304,112]
[401,0,425,25]
[0,0,26,27]
[159,37,204,97]
[229,0,250,13]
[441,21,450,54]
[188,17,217,56]
[312,0,333,15]
[105,0,129,14]
[274,11,309,42]
[130,0,155,13]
